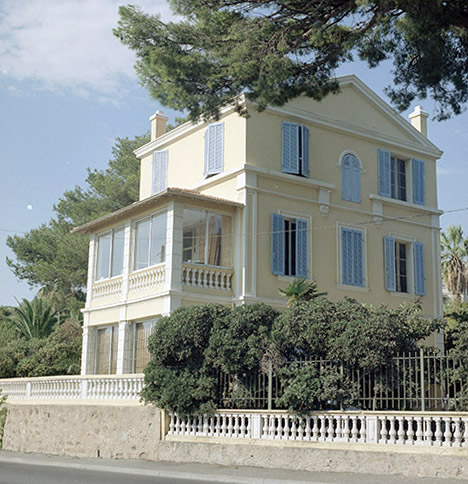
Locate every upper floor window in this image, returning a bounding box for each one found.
[134,212,167,271]
[281,121,309,177]
[183,209,232,267]
[384,236,425,295]
[152,150,168,195]
[378,149,425,205]
[204,122,224,177]
[95,227,125,281]
[340,227,364,287]
[271,213,308,277]
[341,153,361,203]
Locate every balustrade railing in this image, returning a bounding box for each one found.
[182,265,233,291]
[128,265,165,292]
[92,277,123,299]
[167,411,468,447]
[0,375,144,401]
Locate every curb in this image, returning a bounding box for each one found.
[0,454,327,484]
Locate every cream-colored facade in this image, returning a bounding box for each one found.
[77,75,444,375]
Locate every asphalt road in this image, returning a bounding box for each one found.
[0,462,210,484]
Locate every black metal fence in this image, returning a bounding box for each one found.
[215,351,467,411]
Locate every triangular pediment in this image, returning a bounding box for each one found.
[282,75,441,157]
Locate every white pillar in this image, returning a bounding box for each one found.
[116,320,128,375]
[165,202,183,293]
[80,312,92,375]
[85,235,96,308]
[121,220,132,301]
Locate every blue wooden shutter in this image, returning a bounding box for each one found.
[378,149,392,197]
[281,122,299,174]
[342,157,352,201]
[384,236,396,291]
[295,218,308,277]
[152,150,168,195]
[301,125,310,177]
[342,229,350,285]
[412,159,425,205]
[351,156,361,203]
[204,123,224,176]
[414,242,426,295]
[271,214,285,275]
[341,228,363,286]
[353,230,364,286]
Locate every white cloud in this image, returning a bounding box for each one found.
[0,0,174,97]
[437,165,456,176]
[26,204,33,210]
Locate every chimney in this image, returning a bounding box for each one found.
[150,110,169,141]
[409,105,429,137]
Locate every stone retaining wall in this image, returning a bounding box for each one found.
[3,402,160,460]
[3,402,468,480]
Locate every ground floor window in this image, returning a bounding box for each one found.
[395,242,408,293]
[130,319,158,373]
[95,324,118,374]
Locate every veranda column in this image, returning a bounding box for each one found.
[116,319,128,375]
[80,314,96,375]
[164,201,183,313]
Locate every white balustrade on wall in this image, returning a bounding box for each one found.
[182,265,233,291]
[167,412,468,448]
[0,376,144,401]
[128,265,165,292]
[92,277,123,299]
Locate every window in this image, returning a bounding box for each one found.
[183,209,232,267]
[341,153,361,203]
[378,149,425,205]
[130,319,157,374]
[340,227,364,287]
[384,236,425,295]
[390,157,407,201]
[281,122,309,177]
[134,212,167,271]
[395,242,408,293]
[152,150,168,195]
[95,324,118,375]
[95,227,125,281]
[204,123,224,177]
[271,213,308,277]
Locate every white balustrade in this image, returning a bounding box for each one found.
[0,376,144,401]
[92,277,123,299]
[182,265,233,291]
[166,411,468,448]
[128,265,165,292]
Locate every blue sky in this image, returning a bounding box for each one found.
[1,0,467,307]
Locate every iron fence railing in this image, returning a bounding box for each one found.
[215,351,468,411]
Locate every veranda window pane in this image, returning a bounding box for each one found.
[182,209,206,264]
[207,213,231,266]
[96,233,111,280]
[149,213,167,266]
[134,219,150,270]
[111,228,125,277]
[134,320,155,373]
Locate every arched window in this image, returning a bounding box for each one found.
[341,153,361,203]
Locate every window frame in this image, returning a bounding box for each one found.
[385,233,417,296]
[94,226,125,282]
[339,152,362,203]
[273,210,312,279]
[132,210,167,273]
[336,223,368,291]
[182,208,233,269]
[281,121,310,178]
[129,318,158,374]
[94,324,119,375]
